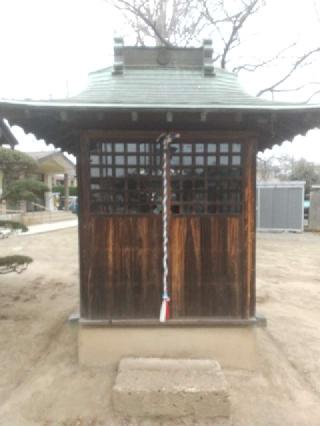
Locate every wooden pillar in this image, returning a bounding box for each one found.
[0,170,3,199]
[242,138,257,319]
[64,173,69,211]
[0,200,6,214]
[44,173,54,211]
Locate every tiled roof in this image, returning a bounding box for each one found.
[67,66,306,109]
[0,43,319,154]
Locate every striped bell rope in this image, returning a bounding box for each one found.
[158,132,180,323]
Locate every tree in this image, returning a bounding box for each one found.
[0,256,33,274]
[106,0,320,100]
[0,220,33,274]
[257,154,294,181]
[257,154,320,195]
[289,158,320,195]
[107,0,206,47]
[0,147,37,187]
[0,149,40,274]
[0,147,48,206]
[3,178,48,204]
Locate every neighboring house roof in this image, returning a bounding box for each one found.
[0,119,18,148]
[0,121,76,175]
[0,40,319,154]
[26,151,50,161]
[25,151,75,175]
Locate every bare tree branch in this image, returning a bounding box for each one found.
[220,0,261,69]
[271,82,320,93]
[257,47,320,97]
[233,43,297,73]
[105,0,174,46]
[305,89,320,104]
[106,0,320,101]
[313,0,320,22]
[200,0,265,69]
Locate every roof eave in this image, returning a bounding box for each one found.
[1,99,320,112]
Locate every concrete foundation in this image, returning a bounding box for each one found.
[112,357,230,419]
[78,324,260,370]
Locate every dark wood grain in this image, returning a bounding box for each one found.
[78,132,91,319]
[81,215,163,320]
[78,130,257,321]
[242,138,257,318]
[170,216,243,318]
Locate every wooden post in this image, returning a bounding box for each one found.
[242,138,257,318]
[0,170,3,199]
[64,173,69,211]
[0,200,6,215]
[44,173,54,211]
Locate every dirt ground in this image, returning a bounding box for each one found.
[0,228,320,426]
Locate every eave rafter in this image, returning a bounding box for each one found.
[1,104,320,155]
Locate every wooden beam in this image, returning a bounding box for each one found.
[60,111,69,122]
[23,109,31,118]
[97,112,105,121]
[235,112,243,123]
[200,111,207,122]
[131,111,138,122]
[166,112,173,122]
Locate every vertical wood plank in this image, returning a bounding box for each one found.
[78,130,257,321]
[170,219,186,317]
[84,215,163,320]
[78,132,90,319]
[242,138,257,318]
[226,217,241,317]
[170,215,243,318]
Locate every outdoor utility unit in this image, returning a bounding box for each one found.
[257,181,305,232]
[1,39,320,367]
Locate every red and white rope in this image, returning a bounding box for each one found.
[162,138,169,293]
[159,132,180,322]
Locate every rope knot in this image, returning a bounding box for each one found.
[162,291,170,302]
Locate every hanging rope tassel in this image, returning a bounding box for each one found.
[160,292,170,322]
[158,132,180,323]
[160,134,170,322]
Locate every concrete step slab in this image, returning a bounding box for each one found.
[112,357,231,420]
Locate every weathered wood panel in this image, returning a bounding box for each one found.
[78,130,257,321]
[170,216,243,318]
[242,139,257,318]
[80,216,163,320]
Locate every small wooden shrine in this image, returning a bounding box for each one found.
[1,39,319,326]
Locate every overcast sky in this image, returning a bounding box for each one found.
[0,0,319,163]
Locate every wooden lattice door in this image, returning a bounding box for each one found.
[79,131,255,321]
[167,138,246,318]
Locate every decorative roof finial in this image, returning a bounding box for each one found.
[203,39,214,76]
[113,37,124,75]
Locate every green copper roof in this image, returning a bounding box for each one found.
[66,66,306,109]
[0,41,318,110]
[0,43,319,154]
[0,65,318,111]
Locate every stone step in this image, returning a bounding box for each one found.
[112,357,231,420]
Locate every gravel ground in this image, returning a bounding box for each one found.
[0,229,320,425]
